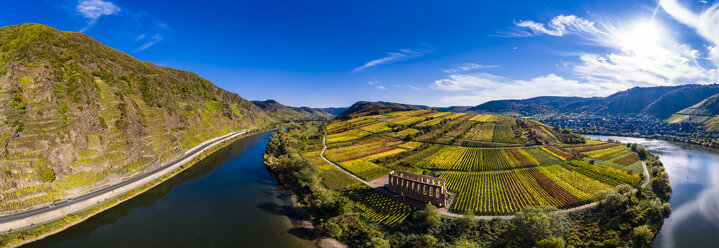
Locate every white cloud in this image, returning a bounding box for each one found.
[352,47,430,72]
[376,86,387,90]
[134,33,145,41]
[433,73,618,106]
[660,0,719,66]
[135,34,162,52]
[442,63,498,73]
[76,0,120,32]
[513,15,600,37]
[511,12,719,88]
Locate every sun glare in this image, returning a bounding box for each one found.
[611,20,667,56]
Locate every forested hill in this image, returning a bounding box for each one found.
[251,99,334,121]
[335,101,432,120]
[0,23,275,211]
[468,84,719,123]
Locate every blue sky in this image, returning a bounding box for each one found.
[3,0,719,107]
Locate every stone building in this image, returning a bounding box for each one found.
[386,170,450,207]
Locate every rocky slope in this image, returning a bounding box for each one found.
[0,23,275,211]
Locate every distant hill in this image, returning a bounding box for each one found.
[469,84,719,130]
[335,101,432,120]
[321,107,348,116]
[668,93,719,131]
[469,96,592,117]
[252,100,333,121]
[0,23,275,211]
[434,106,473,113]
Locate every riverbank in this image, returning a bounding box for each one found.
[579,131,719,151]
[279,193,347,248]
[0,127,275,248]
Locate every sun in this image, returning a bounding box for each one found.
[610,20,667,57]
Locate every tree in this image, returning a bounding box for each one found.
[652,176,672,201]
[415,234,437,248]
[508,206,567,247]
[364,237,390,248]
[415,204,441,230]
[457,211,477,230]
[452,239,479,248]
[315,220,342,238]
[632,225,653,247]
[536,236,565,248]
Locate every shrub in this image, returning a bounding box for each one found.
[315,220,342,238]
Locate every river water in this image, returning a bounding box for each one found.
[22,132,715,247]
[23,131,314,248]
[585,135,719,248]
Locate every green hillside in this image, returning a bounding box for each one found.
[467,84,719,131]
[668,93,719,131]
[0,24,275,211]
[252,99,333,121]
[334,101,432,120]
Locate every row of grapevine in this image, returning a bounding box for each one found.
[326,129,371,143]
[582,145,630,160]
[301,151,361,190]
[337,159,391,180]
[324,139,402,162]
[441,171,536,214]
[344,188,413,227]
[473,123,495,141]
[523,147,563,165]
[542,164,611,196]
[541,146,573,160]
[491,122,518,143]
[613,153,640,166]
[524,168,583,206]
[360,121,393,133]
[566,161,641,186]
[410,110,436,117]
[571,143,619,152]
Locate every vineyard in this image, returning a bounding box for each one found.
[343,188,414,227]
[317,110,644,215]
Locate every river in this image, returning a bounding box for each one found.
[22,131,314,248]
[21,132,715,247]
[585,135,719,248]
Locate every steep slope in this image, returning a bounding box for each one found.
[643,84,719,119]
[668,93,719,131]
[470,84,719,120]
[335,101,431,120]
[0,24,274,211]
[576,86,680,116]
[252,99,333,121]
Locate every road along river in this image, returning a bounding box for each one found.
[585,135,719,248]
[21,131,314,248]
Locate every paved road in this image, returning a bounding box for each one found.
[641,160,651,188]
[0,129,250,225]
[320,128,652,220]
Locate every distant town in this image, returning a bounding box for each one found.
[538,116,719,148]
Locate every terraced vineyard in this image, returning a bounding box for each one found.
[319,110,643,215]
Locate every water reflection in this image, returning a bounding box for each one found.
[585,135,719,247]
[23,132,314,248]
